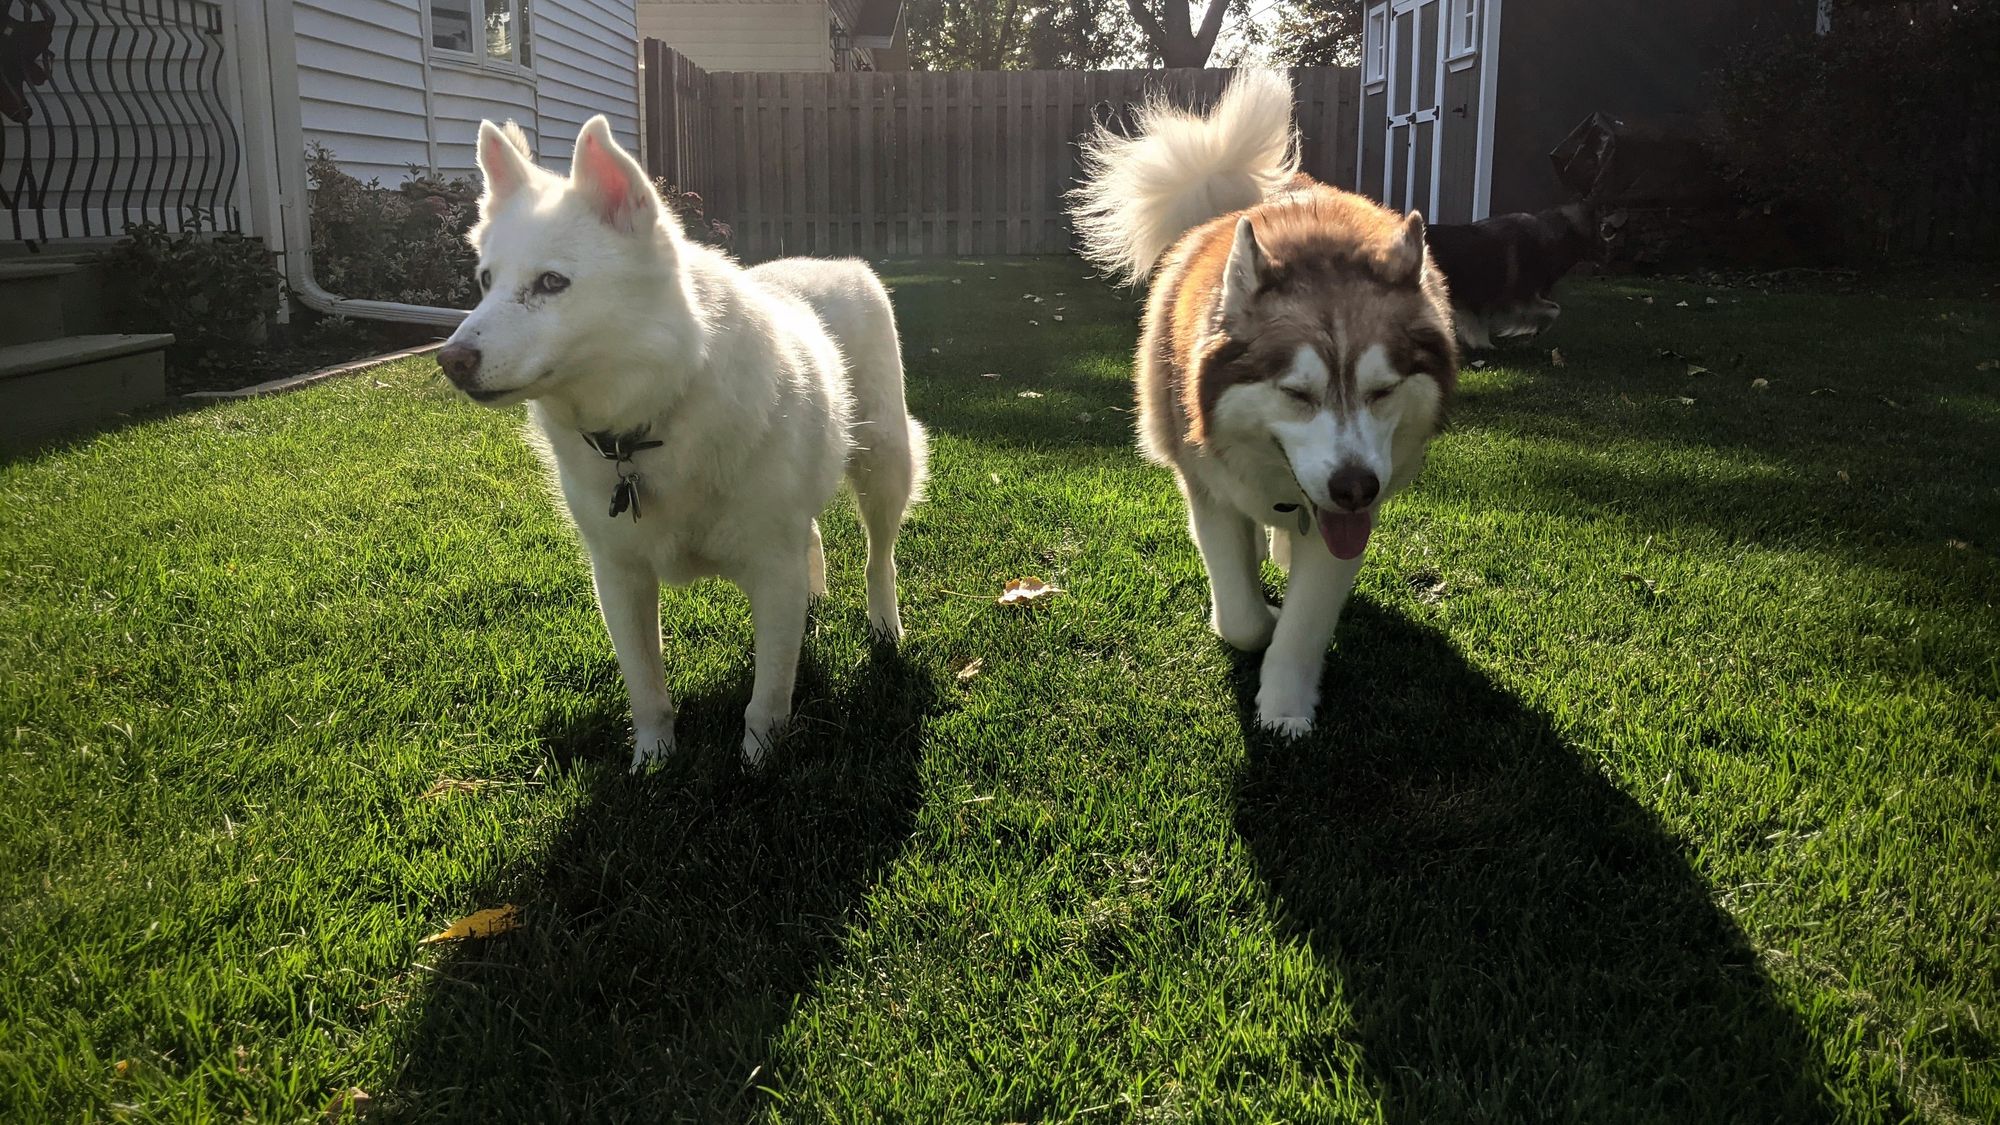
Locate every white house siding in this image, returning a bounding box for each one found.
[637,1,831,71]
[295,0,433,182]
[430,65,540,176]
[534,0,641,163]
[296,0,638,185]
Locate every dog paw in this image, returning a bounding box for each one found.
[629,729,676,773]
[867,612,904,645]
[740,716,789,768]
[1257,712,1315,739]
[1212,602,1279,652]
[1255,658,1320,737]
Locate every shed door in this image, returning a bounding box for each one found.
[1383,0,1446,219]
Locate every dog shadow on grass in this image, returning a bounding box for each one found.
[383,637,939,1123]
[1229,601,1887,1123]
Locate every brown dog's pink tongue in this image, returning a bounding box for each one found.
[1317,509,1373,560]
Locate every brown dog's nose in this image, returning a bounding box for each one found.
[437,343,482,387]
[1326,465,1380,512]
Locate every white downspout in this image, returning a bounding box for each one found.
[255,0,468,331]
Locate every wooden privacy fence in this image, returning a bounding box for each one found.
[640,46,1360,259]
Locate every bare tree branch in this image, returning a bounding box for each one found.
[1126,0,1168,49]
[1193,0,1229,58]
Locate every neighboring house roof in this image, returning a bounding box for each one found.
[841,0,903,48]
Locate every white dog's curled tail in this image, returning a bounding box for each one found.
[1068,69,1300,285]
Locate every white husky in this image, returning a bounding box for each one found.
[437,117,928,769]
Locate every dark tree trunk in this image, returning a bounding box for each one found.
[1126,1,1231,67]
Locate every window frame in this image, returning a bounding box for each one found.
[426,0,536,77]
[1363,4,1389,88]
[1446,0,1479,62]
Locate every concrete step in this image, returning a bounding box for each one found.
[0,333,173,449]
[0,261,79,345]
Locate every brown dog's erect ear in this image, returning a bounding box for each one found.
[1219,216,1268,333]
[569,116,660,235]
[1382,210,1427,287]
[476,119,536,218]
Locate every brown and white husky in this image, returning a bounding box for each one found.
[1069,70,1458,736]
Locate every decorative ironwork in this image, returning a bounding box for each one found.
[0,0,243,247]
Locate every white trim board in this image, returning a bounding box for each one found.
[1470,0,1501,219]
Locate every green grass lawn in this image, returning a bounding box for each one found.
[3,258,1996,1123]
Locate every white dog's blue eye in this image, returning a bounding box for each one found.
[535,272,571,295]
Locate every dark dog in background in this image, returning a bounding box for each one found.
[1424,201,1600,349]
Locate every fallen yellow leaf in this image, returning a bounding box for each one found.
[997,577,1062,605]
[420,905,520,944]
[1751,378,1770,390]
[1550,348,1566,367]
[957,657,985,681]
[1686,364,1710,377]
[323,1087,372,1121]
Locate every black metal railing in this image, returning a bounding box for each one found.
[0,0,243,247]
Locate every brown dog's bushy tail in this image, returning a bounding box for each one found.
[1068,69,1299,286]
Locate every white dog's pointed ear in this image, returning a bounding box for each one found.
[1384,210,1428,286]
[476,120,535,215]
[569,116,659,235]
[1220,216,1268,331]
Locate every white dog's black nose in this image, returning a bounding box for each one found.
[1327,466,1379,512]
[437,343,482,387]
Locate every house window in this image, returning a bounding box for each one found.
[430,0,533,70]
[1364,5,1388,86]
[1447,0,1478,59]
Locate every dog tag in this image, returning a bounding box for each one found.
[609,477,638,521]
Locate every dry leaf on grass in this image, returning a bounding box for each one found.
[1550,348,1567,367]
[1642,296,1656,305]
[1837,470,1851,484]
[1946,539,1970,550]
[979,372,1001,379]
[956,658,985,681]
[1704,296,1720,305]
[1976,359,1998,372]
[419,778,501,801]
[1053,314,1065,322]
[420,905,520,944]
[997,577,1062,605]
[1751,378,1770,390]
[1675,300,1691,308]
[324,1087,372,1121]
[1687,364,1710,377]
[1673,396,1696,406]
[1017,390,1043,399]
